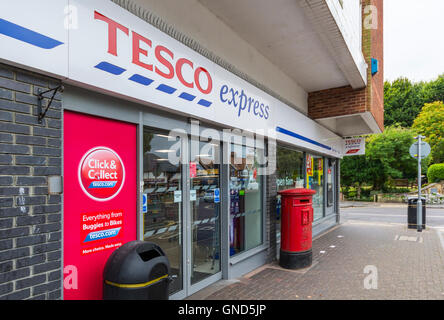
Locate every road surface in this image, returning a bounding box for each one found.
[341,205,444,228]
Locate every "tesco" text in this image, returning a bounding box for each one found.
[94,11,213,95]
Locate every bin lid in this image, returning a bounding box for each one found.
[278,188,316,196]
[103,240,170,285]
[407,196,426,201]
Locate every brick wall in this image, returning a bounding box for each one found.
[368,0,384,131]
[308,0,384,132]
[0,63,62,300]
[308,85,368,119]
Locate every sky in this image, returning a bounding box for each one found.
[384,0,444,83]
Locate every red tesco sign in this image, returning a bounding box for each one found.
[94,11,213,95]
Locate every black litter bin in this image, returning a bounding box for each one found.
[103,240,171,300]
[407,197,426,229]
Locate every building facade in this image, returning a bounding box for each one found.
[0,0,383,300]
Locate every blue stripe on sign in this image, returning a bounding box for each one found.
[0,18,63,49]
[178,92,196,101]
[276,126,332,151]
[197,99,212,107]
[129,74,154,86]
[156,84,177,94]
[94,62,126,75]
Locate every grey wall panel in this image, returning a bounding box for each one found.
[312,214,337,238]
[63,85,140,124]
[229,250,268,280]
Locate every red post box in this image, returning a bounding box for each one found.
[278,188,316,269]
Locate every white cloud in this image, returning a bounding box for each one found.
[384,0,444,83]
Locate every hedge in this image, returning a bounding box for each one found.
[427,164,444,183]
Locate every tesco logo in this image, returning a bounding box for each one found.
[94,11,213,95]
[78,147,125,202]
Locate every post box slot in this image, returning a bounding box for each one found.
[293,199,311,206]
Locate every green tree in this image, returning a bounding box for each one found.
[422,75,444,103]
[412,101,444,164]
[427,164,444,183]
[341,153,385,197]
[366,126,417,184]
[384,74,444,129]
[341,127,418,193]
[384,78,425,127]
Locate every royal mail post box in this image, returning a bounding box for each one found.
[278,188,316,269]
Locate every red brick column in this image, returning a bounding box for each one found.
[308,0,384,133]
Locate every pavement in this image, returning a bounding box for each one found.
[187,205,444,300]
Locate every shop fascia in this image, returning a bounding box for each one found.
[93,9,273,122]
[85,3,342,163]
[0,0,343,159]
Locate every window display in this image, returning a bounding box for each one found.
[190,140,221,284]
[143,129,183,294]
[276,146,304,235]
[229,144,263,256]
[306,154,324,221]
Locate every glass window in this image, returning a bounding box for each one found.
[327,158,334,208]
[306,154,324,221]
[276,146,304,235]
[142,129,183,294]
[229,144,263,256]
[190,140,221,284]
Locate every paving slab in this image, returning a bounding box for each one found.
[188,221,444,300]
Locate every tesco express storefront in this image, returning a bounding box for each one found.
[1,0,343,299]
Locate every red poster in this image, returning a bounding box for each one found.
[63,111,137,300]
[190,162,197,178]
[306,155,312,176]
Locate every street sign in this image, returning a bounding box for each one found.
[142,193,147,213]
[214,188,220,203]
[409,141,431,159]
[412,135,428,233]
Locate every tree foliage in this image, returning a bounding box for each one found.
[384,74,444,128]
[341,127,417,191]
[366,126,417,181]
[427,164,444,183]
[412,101,444,164]
[342,75,444,192]
[422,75,444,103]
[384,78,425,127]
[340,153,385,194]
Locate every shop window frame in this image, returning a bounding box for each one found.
[227,139,267,265]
